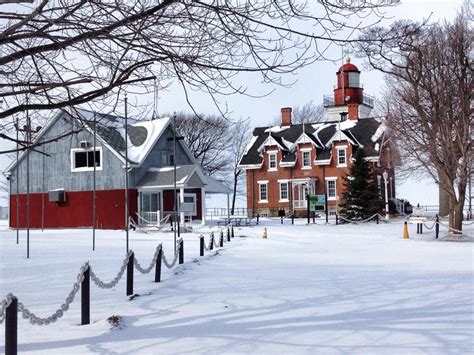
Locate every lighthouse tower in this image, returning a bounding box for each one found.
[323,56,374,121]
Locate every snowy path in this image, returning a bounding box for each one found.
[0,220,473,354]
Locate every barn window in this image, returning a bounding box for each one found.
[71,147,102,172]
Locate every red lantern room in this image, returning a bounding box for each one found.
[333,56,364,106]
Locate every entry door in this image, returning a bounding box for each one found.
[140,192,161,213]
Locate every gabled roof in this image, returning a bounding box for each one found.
[238,117,385,168]
[137,165,201,188]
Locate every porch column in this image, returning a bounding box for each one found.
[201,187,206,225]
[180,187,185,223]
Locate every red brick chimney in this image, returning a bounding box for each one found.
[281,107,292,127]
[348,103,359,121]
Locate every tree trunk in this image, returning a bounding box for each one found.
[438,184,450,217]
[231,173,239,215]
[453,201,464,234]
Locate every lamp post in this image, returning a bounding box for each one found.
[382,171,389,220]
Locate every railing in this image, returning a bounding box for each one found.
[293,200,306,209]
[138,211,160,226]
[205,208,248,218]
[323,93,374,108]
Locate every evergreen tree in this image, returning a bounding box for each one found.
[339,149,383,220]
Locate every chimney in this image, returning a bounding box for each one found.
[347,103,359,121]
[281,107,292,127]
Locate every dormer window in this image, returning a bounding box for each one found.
[301,149,311,169]
[337,147,347,167]
[268,151,277,171]
[71,147,102,172]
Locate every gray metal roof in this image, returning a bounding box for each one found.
[137,165,198,188]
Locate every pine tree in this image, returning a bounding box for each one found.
[339,149,383,220]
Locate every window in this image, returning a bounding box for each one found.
[279,182,288,201]
[259,183,268,202]
[162,152,174,167]
[268,152,277,170]
[326,179,337,200]
[71,148,102,172]
[302,150,311,169]
[337,148,346,166]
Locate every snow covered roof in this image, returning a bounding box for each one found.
[137,165,202,188]
[75,108,171,165]
[238,117,384,168]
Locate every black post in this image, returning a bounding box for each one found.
[220,231,224,247]
[416,223,419,234]
[5,296,17,355]
[435,215,439,239]
[231,225,234,238]
[199,236,204,256]
[281,216,283,225]
[126,252,134,296]
[420,223,423,234]
[210,232,214,251]
[325,192,329,224]
[256,213,259,225]
[335,214,338,225]
[179,240,184,264]
[376,214,379,225]
[155,248,162,282]
[81,266,90,325]
[227,227,231,242]
[312,211,315,224]
[291,213,294,225]
[306,194,310,224]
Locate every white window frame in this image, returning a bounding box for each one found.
[337,147,347,167]
[71,147,103,172]
[279,182,288,202]
[325,177,338,201]
[257,180,268,203]
[301,149,312,170]
[267,151,277,171]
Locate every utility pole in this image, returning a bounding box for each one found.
[15,100,41,258]
[124,94,129,252]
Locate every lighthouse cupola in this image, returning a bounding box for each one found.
[323,56,373,121]
[334,55,363,106]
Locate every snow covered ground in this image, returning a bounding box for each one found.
[0,219,473,354]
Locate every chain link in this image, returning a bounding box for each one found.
[15,263,89,326]
[0,293,14,324]
[134,245,162,274]
[201,234,210,252]
[162,239,182,269]
[338,213,379,224]
[90,251,132,289]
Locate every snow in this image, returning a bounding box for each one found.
[339,119,356,130]
[264,126,290,133]
[243,135,258,156]
[0,219,473,354]
[148,166,180,172]
[371,122,386,143]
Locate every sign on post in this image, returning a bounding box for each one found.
[309,195,325,211]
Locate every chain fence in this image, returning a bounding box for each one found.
[134,245,163,274]
[90,251,131,289]
[337,213,380,224]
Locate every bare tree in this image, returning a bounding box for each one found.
[0,0,402,151]
[292,101,326,124]
[229,120,251,215]
[358,8,473,232]
[172,112,230,176]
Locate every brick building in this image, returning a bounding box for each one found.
[238,57,396,217]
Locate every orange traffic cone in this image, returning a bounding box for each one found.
[262,227,268,239]
[403,221,409,239]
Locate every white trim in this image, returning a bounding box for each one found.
[301,150,312,169]
[70,147,103,172]
[238,162,263,170]
[325,177,337,201]
[336,147,347,167]
[267,151,278,171]
[277,179,290,183]
[257,180,269,184]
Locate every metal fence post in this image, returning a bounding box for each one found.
[335,214,339,225]
[376,214,379,224]
[81,265,90,325]
[420,222,423,234]
[435,215,439,239]
[227,227,231,242]
[210,232,214,251]
[155,248,162,282]
[291,213,294,225]
[126,252,134,296]
[5,296,18,355]
[220,231,224,247]
[199,236,204,256]
[231,225,235,238]
[179,240,184,264]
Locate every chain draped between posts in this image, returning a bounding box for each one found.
[337,213,382,224]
